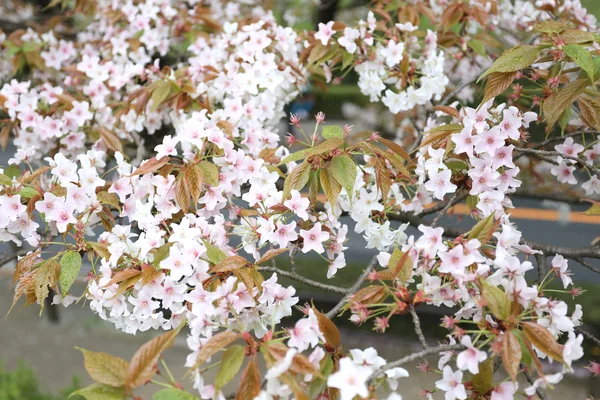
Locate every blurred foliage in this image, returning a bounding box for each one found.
[0,361,84,400]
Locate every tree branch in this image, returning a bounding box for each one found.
[257,266,349,294]
[370,344,465,380]
[409,305,429,349]
[0,250,27,270]
[515,147,600,177]
[325,255,378,318]
[522,366,549,400]
[570,257,600,274]
[575,327,600,347]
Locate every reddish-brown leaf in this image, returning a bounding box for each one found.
[131,157,170,176]
[313,308,340,348]
[377,137,412,163]
[11,250,40,289]
[578,95,600,130]
[194,331,240,368]
[141,265,162,285]
[375,157,391,202]
[126,325,183,388]
[33,260,60,312]
[433,105,461,120]
[352,286,387,306]
[483,71,517,104]
[98,127,123,153]
[235,358,261,400]
[210,255,248,273]
[521,322,564,364]
[502,331,522,382]
[266,344,320,376]
[256,248,289,265]
[104,269,141,288]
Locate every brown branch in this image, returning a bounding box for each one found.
[522,366,549,400]
[535,253,547,282]
[575,327,600,347]
[0,250,27,269]
[570,257,600,274]
[325,255,377,318]
[369,344,465,380]
[431,190,462,227]
[515,147,600,177]
[257,266,349,294]
[409,305,429,349]
[421,192,468,216]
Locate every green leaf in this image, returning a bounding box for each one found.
[0,174,13,186]
[561,29,596,44]
[153,388,199,400]
[481,281,511,321]
[563,44,595,84]
[342,51,354,70]
[70,384,125,400]
[585,203,600,215]
[513,330,533,366]
[197,161,219,186]
[309,355,334,397]
[534,21,567,34]
[4,164,21,179]
[202,239,227,264]
[479,45,541,81]
[77,348,129,387]
[22,41,42,53]
[466,195,478,211]
[152,242,173,267]
[280,137,344,165]
[97,191,121,212]
[468,39,486,56]
[467,214,497,245]
[322,125,344,139]
[18,186,39,198]
[471,358,494,394]
[319,168,342,208]
[215,344,245,391]
[388,246,413,283]
[150,81,171,111]
[33,260,60,315]
[330,154,357,197]
[282,161,311,200]
[445,159,468,171]
[59,251,82,296]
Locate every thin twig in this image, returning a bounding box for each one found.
[289,245,299,274]
[0,250,27,269]
[571,258,600,274]
[575,327,600,347]
[440,79,477,106]
[515,147,600,177]
[370,344,465,380]
[431,190,462,227]
[409,305,429,349]
[257,266,348,294]
[325,255,378,318]
[535,253,547,283]
[512,131,590,162]
[421,192,468,216]
[522,366,549,400]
